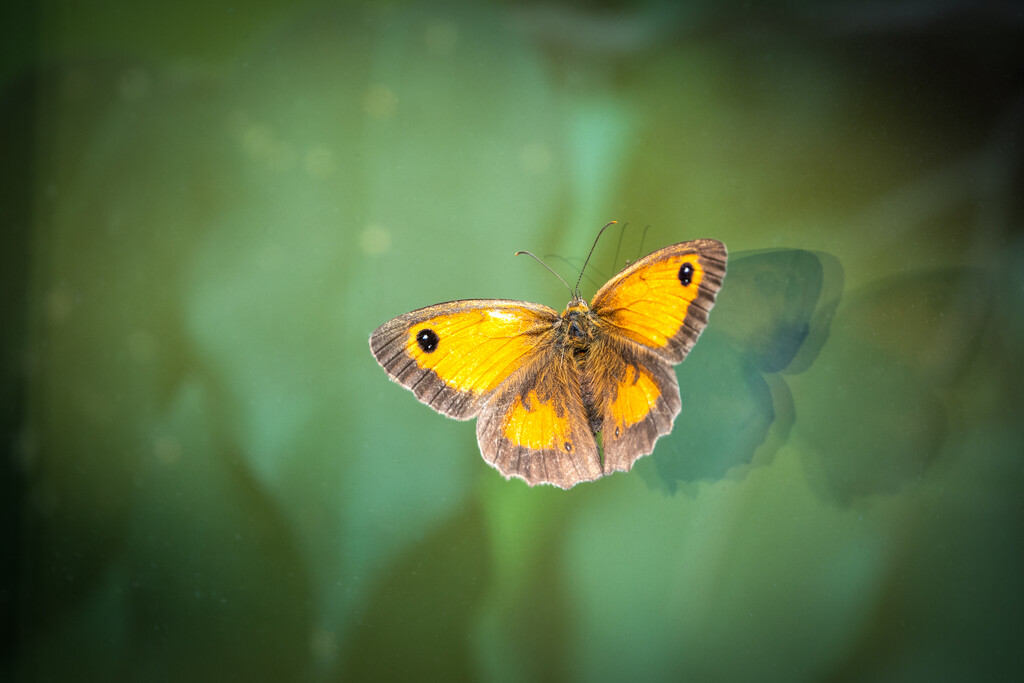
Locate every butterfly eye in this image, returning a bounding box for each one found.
[415,328,440,353]
[678,261,696,286]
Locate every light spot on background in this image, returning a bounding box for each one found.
[304,146,335,178]
[521,142,553,175]
[362,85,397,118]
[118,66,151,100]
[46,288,73,325]
[424,20,459,56]
[309,628,338,665]
[127,329,157,364]
[242,123,273,155]
[153,435,183,466]
[360,224,392,255]
[257,243,285,272]
[241,123,296,171]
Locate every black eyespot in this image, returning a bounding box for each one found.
[678,261,695,286]
[564,441,572,453]
[415,328,439,353]
[614,426,620,438]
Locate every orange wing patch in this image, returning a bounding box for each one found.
[402,305,551,395]
[608,365,661,432]
[591,240,727,364]
[595,353,682,476]
[595,253,705,349]
[370,299,559,419]
[502,390,570,451]
[477,358,603,488]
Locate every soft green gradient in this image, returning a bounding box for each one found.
[6,1,1022,681]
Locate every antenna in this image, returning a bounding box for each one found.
[574,220,618,299]
[515,250,573,297]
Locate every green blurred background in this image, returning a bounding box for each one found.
[3,1,1022,680]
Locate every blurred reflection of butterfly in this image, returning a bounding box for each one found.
[643,248,844,493]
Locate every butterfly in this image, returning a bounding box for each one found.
[369,228,727,489]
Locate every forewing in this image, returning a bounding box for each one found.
[591,239,727,364]
[369,299,559,419]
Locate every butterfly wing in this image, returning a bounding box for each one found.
[584,339,683,475]
[369,299,560,419]
[591,239,727,364]
[476,352,603,489]
[589,240,728,474]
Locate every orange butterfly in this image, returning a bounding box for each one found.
[369,227,727,489]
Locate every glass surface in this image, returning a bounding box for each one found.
[4,1,1022,681]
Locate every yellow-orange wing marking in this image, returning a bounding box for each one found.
[580,338,682,475]
[502,390,570,451]
[608,364,661,429]
[591,239,727,363]
[369,299,558,419]
[477,362,603,489]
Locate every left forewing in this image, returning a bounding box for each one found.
[369,299,559,419]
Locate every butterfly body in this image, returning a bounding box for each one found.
[370,238,727,489]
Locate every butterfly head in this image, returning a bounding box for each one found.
[560,299,596,347]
